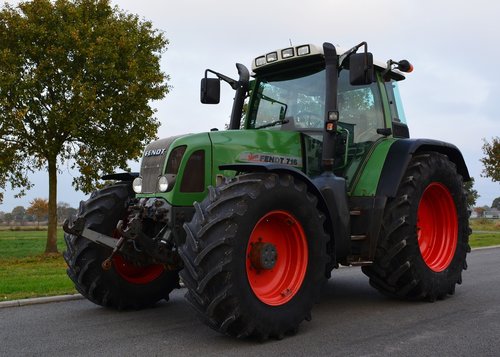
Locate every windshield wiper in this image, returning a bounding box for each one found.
[255,118,289,129]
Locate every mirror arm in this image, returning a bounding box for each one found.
[381,60,396,80]
[205,69,239,90]
[339,41,368,67]
[382,59,412,81]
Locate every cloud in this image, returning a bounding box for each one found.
[416,63,491,109]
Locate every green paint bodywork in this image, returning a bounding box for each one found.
[349,138,396,196]
[137,128,396,206]
[210,129,303,176]
[136,132,212,206]
[136,130,305,206]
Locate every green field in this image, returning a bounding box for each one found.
[0,221,499,302]
[0,229,76,301]
[470,218,500,232]
[469,219,500,248]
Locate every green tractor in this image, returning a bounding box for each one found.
[63,41,471,340]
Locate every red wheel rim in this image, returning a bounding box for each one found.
[110,229,164,285]
[113,254,165,284]
[417,182,458,272]
[246,210,308,306]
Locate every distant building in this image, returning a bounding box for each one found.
[484,209,500,219]
[471,208,500,219]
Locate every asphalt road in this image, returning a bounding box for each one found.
[1,248,499,357]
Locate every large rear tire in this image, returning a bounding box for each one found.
[63,182,179,309]
[362,152,470,301]
[179,173,329,339]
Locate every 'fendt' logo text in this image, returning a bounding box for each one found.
[144,148,166,157]
[238,152,302,167]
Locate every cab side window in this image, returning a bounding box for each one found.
[384,80,410,138]
[338,70,385,144]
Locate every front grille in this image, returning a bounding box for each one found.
[140,137,180,193]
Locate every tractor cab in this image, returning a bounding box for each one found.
[246,58,389,182]
[203,42,412,187]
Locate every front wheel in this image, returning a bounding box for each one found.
[362,152,470,301]
[63,182,179,309]
[179,173,330,339]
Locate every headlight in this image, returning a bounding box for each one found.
[297,45,310,56]
[132,177,142,193]
[266,52,278,63]
[281,47,294,59]
[158,176,169,192]
[255,56,266,67]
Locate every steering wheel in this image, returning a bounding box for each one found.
[295,111,323,128]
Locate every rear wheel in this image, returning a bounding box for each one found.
[179,173,329,339]
[362,153,470,301]
[63,182,179,309]
[417,182,458,272]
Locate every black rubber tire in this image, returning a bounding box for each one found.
[63,181,179,309]
[362,152,470,301]
[179,172,329,340]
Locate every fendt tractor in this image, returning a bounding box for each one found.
[63,41,471,340]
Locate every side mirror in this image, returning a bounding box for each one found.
[349,52,374,85]
[200,78,220,104]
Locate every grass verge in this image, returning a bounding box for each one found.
[469,232,500,248]
[0,255,76,301]
[0,229,76,301]
[470,218,500,231]
[469,219,500,248]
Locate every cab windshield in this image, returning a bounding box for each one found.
[247,66,385,145]
[248,66,325,130]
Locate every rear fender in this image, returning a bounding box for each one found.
[376,139,470,198]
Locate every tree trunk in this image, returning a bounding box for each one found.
[45,157,58,254]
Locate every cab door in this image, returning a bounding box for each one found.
[333,70,387,188]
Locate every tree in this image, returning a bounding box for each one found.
[464,177,479,208]
[11,206,26,226]
[480,137,500,182]
[27,198,49,227]
[491,197,500,210]
[0,0,169,253]
[492,197,500,210]
[57,202,77,224]
[3,213,13,226]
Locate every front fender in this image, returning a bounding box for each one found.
[101,172,139,181]
[220,163,351,264]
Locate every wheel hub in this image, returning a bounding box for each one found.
[246,210,308,306]
[249,241,277,271]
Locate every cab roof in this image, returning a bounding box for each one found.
[251,43,406,80]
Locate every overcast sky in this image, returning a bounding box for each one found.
[1,0,498,212]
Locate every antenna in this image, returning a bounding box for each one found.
[289,38,293,46]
